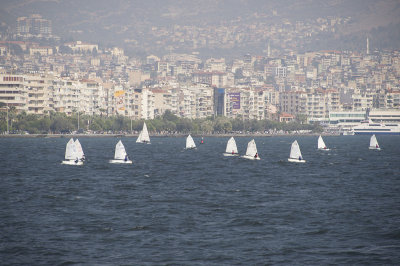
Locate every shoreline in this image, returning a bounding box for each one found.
[0,132,338,138]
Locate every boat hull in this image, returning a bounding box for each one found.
[318,148,330,151]
[368,147,381,150]
[354,131,400,135]
[223,153,239,157]
[241,155,260,160]
[288,158,306,163]
[109,159,133,164]
[352,122,400,135]
[61,160,83,165]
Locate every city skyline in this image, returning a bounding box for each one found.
[1,1,400,134]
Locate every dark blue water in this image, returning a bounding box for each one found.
[1,135,400,265]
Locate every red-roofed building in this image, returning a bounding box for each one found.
[279,112,295,123]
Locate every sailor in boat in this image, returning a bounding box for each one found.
[376,144,379,148]
[75,158,79,164]
[124,155,129,162]
[232,150,235,155]
[81,154,86,161]
[298,156,302,161]
[254,153,258,159]
[201,137,204,144]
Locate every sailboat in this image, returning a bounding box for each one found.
[110,140,132,164]
[223,137,239,156]
[185,134,196,149]
[241,139,260,160]
[317,135,330,151]
[136,122,150,144]
[61,138,83,165]
[288,140,306,163]
[369,134,381,150]
[75,139,85,161]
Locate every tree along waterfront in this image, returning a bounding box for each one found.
[0,110,322,135]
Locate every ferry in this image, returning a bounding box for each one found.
[351,121,400,135]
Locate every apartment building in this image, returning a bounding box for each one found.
[129,88,154,120]
[188,85,214,119]
[16,14,52,37]
[0,74,27,112]
[50,78,81,115]
[25,74,52,114]
[152,88,174,117]
[79,79,104,116]
[352,89,374,111]
[178,88,195,118]
[305,88,340,122]
[279,91,305,115]
[65,41,98,53]
[29,46,53,56]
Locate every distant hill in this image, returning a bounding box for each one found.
[1,0,399,56]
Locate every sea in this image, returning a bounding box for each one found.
[1,135,400,265]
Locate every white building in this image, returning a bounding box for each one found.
[0,74,27,112]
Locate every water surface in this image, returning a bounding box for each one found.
[1,135,399,264]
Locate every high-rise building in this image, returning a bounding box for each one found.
[214,88,225,116]
[16,14,52,37]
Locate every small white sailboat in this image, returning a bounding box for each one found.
[61,138,83,165]
[369,134,381,150]
[75,139,85,161]
[110,140,132,164]
[317,135,330,151]
[241,139,260,160]
[185,134,196,149]
[136,122,151,144]
[223,137,239,156]
[288,140,306,163]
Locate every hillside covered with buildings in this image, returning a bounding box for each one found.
[1,1,400,134]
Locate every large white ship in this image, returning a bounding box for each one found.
[351,121,400,135]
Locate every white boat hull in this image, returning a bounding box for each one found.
[342,131,355,135]
[109,159,133,164]
[352,121,400,135]
[368,147,381,150]
[318,148,330,151]
[185,147,196,150]
[288,158,306,163]
[241,155,260,160]
[223,153,239,157]
[61,160,83,165]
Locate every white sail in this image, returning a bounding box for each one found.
[289,140,303,159]
[241,139,259,160]
[136,131,143,143]
[75,139,85,160]
[186,134,196,149]
[65,138,77,160]
[114,140,127,160]
[225,137,238,154]
[245,139,258,157]
[317,135,328,150]
[369,134,380,149]
[136,122,150,143]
